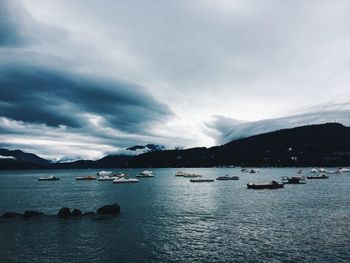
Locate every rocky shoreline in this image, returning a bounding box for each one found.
[1,203,120,220]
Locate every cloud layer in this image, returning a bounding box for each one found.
[1,0,350,159]
[207,103,350,145]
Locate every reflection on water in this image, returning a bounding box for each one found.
[0,168,349,262]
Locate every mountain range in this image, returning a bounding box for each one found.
[1,123,349,169]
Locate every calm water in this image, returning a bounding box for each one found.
[0,168,349,263]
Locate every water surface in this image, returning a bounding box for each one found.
[0,168,349,262]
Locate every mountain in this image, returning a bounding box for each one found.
[0,148,50,169]
[128,123,350,167]
[1,123,349,169]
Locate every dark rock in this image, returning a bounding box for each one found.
[57,207,71,218]
[23,210,44,219]
[2,212,21,219]
[71,209,82,217]
[96,203,120,215]
[83,211,95,216]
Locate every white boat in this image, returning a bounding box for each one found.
[97,170,112,176]
[114,172,125,178]
[113,177,139,184]
[326,170,341,174]
[98,175,114,181]
[249,168,260,173]
[310,168,318,173]
[175,171,187,176]
[38,176,59,181]
[139,170,153,176]
[136,171,154,177]
[175,171,201,177]
[318,168,327,173]
[338,167,350,173]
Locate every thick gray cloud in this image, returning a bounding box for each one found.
[0,63,172,131]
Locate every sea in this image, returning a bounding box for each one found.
[0,168,349,263]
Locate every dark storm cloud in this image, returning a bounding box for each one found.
[0,64,172,131]
[208,106,350,144]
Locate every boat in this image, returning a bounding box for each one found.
[190,178,214,183]
[241,168,248,172]
[318,168,327,173]
[310,168,318,173]
[98,175,114,181]
[97,170,112,176]
[326,170,340,174]
[113,172,125,178]
[136,171,154,177]
[247,181,284,190]
[216,175,240,181]
[38,176,59,181]
[282,176,306,184]
[139,170,153,176]
[307,174,329,179]
[76,176,97,180]
[113,177,139,184]
[338,167,350,173]
[297,169,303,174]
[175,171,187,176]
[183,173,202,178]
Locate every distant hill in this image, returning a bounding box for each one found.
[0,148,50,169]
[128,123,350,167]
[1,123,349,169]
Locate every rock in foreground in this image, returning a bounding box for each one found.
[96,203,121,215]
[23,210,44,219]
[57,207,71,218]
[71,209,82,217]
[2,212,21,219]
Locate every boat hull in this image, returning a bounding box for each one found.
[38,177,59,181]
[247,183,284,189]
[307,176,329,179]
[76,176,96,180]
[190,178,214,183]
[216,176,239,181]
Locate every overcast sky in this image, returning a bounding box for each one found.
[1,0,350,160]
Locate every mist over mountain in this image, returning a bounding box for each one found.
[1,123,349,169]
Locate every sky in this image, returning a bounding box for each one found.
[0,0,350,160]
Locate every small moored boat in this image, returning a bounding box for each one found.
[76,176,97,180]
[282,176,306,184]
[38,176,59,181]
[113,177,139,184]
[190,178,214,183]
[247,181,284,190]
[183,173,202,178]
[307,174,329,179]
[136,171,154,177]
[97,170,112,176]
[216,175,239,181]
[98,175,114,181]
[175,171,187,176]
